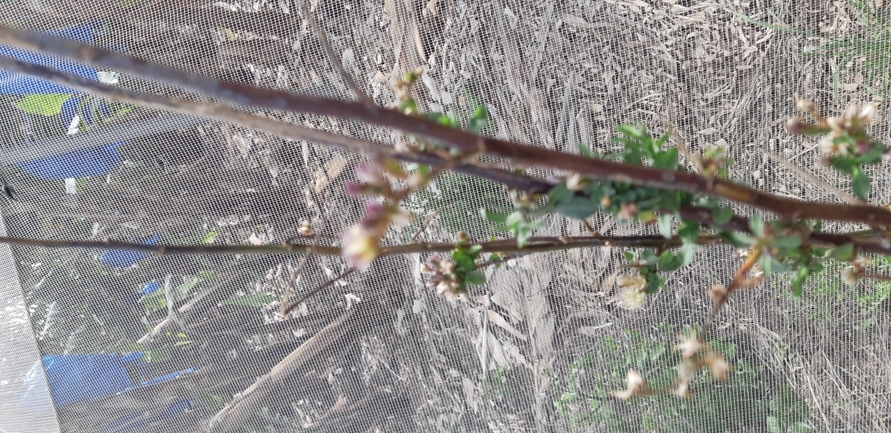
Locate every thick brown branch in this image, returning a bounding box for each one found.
[0,54,548,193]
[0,24,889,226]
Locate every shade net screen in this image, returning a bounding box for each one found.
[0,0,886,432]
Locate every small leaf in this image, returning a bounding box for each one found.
[677,221,700,244]
[772,236,802,250]
[830,156,857,174]
[855,145,885,165]
[555,196,601,219]
[830,243,855,260]
[640,249,658,265]
[465,272,486,286]
[624,251,635,262]
[658,251,681,272]
[650,148,678,170]
[711,207,733,224]
[172,278,200,303]
[578,143,599,159]
[852,168,871,199]
[678,243,697,265]
[791,267,809,297]
[466,106,489,133]
[657,214,673,239]
[547,183,573,205]
[481,209,508,225]
[749,215,765,237]
[616,124,644,138]
[221,293,277,307]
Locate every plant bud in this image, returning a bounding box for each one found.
[796,99,816,113]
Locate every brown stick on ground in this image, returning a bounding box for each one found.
[205,303,384,432]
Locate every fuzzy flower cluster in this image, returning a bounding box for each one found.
[613,332,731,400]
[788,100,884,165]
[421,253,469,302]
[342,159,416,269]
[672,333,731,397]
[611,274,647,310]
[842,255,872,286]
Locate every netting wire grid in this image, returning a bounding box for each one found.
[0,0,887,432]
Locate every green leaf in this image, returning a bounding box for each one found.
[852,168,871,199]
[855,146,885,165]
[616,124,644,138]
[14,93,72,116]
[465,272,486,286]
[711,206,734,224]
[171,278,200,303]
[657,214,673,239]
[749,214,765,237]
[791,267,809,297]
[547,184,573,204]
[139,277,201,311]
[766,416,782,433]
[481,209,508,225]
[644,274,664,294]
[829,243,855,260]
[772,236,802,250]
[678,243,697,265]
[221,293,277,307]
[651,148,678,170]
[658,251,681,272]
[624,251,635,262]
[555,196,601,219]
[640,249,658,265]
[466,106,489,133]
[201,231,218,244]
[578,142,599,159]
[830,156,857,174]
[677,221,700,244]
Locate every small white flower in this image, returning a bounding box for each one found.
[341,225,379,269]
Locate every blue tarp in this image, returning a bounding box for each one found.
[100,234,161,268]
[2,22,125,180]
[18,142,123,180]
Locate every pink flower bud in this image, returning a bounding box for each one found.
[786,117,805,135]
[346,182,373,196]
[355,163,384,185]
[364,201,386,220]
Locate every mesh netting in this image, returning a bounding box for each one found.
[0,1,887,432]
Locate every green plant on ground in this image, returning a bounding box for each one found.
[554,330,811,432]
[734,1,891,101]
[482,366,521,403]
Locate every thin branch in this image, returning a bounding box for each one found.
[0,223,887,260]
[702,246,762,338]
[300,0,372,105]
[281,268,356,316]
[279,235,319,317]
[1,25,890,226]
[411,210,440,241]
[762,150,861,204]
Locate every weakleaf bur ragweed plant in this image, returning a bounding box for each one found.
[6,25,891,406]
